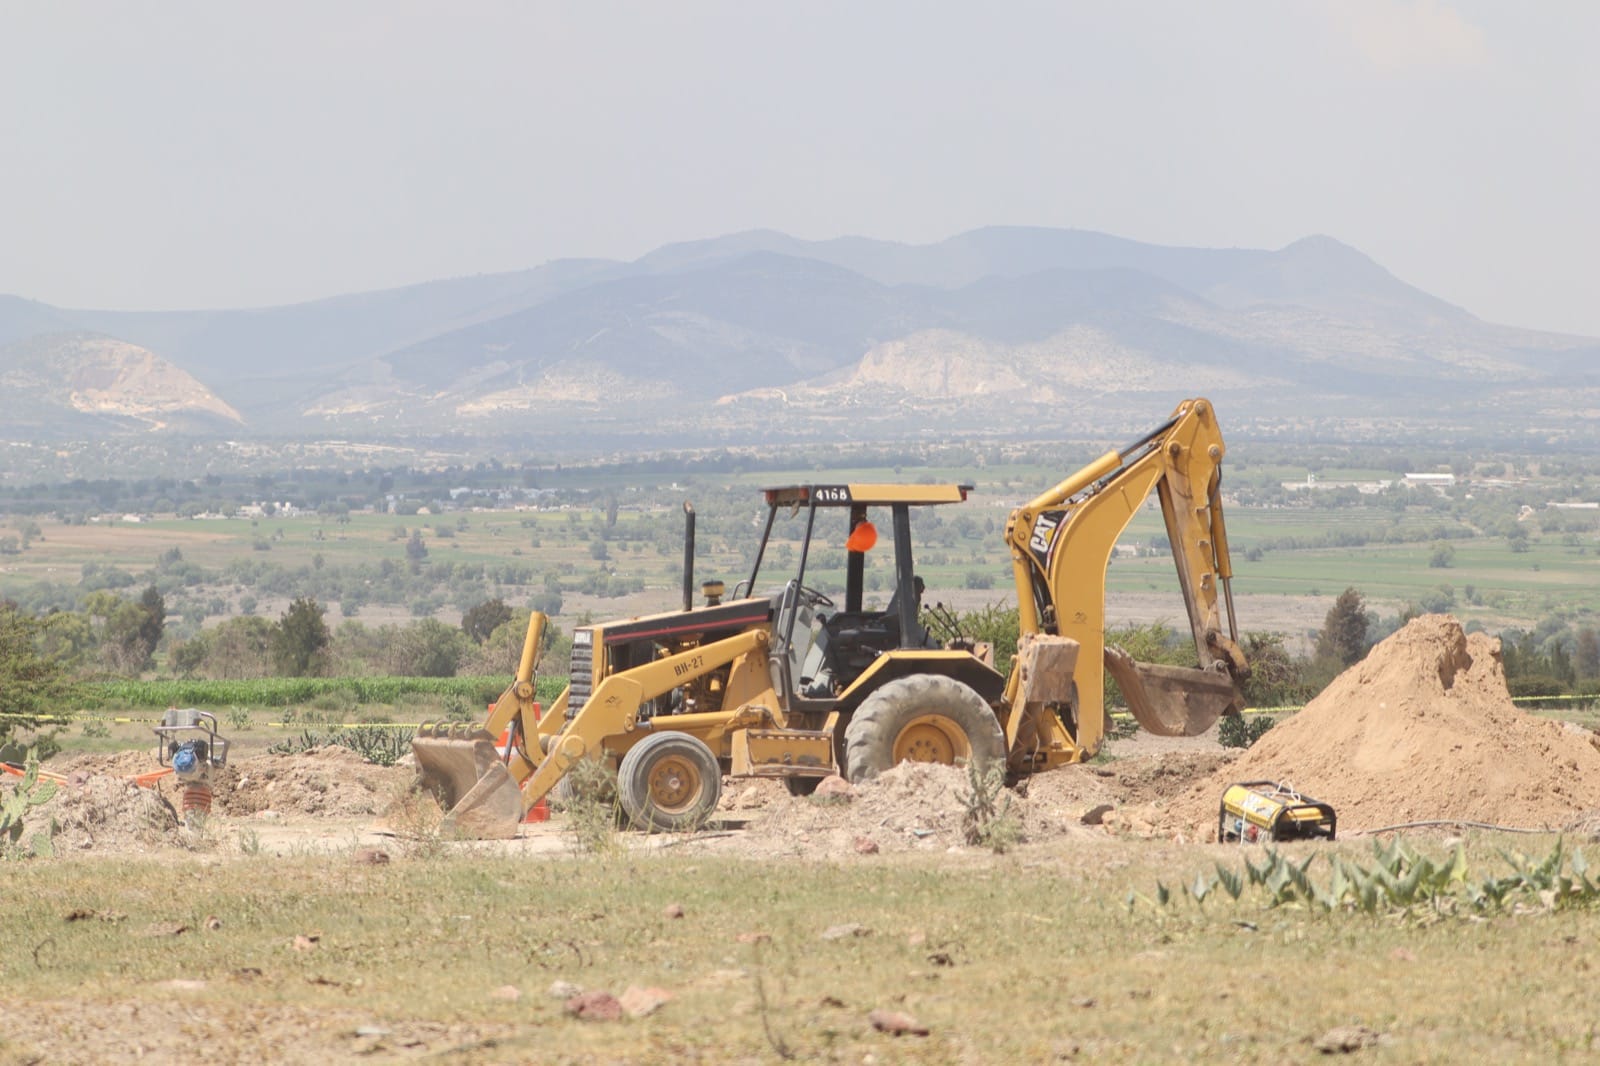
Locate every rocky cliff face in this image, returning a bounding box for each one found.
[0,333,243,433]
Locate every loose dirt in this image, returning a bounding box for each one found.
[32,747,414,854]
[22,614,1600,858]
[1151,614,1600,837]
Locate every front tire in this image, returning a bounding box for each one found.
[617,732,722,832]
[843,674,1006,784]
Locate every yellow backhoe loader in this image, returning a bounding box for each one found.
[413,397,1248,837]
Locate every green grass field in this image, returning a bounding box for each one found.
[2,842,1596,1062]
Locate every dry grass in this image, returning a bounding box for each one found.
[1,837,1598,1062]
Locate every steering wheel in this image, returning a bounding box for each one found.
[797,584,835,609]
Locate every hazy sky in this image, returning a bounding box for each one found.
[3,1,1596,335]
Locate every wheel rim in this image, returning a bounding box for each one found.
[891,714,971,765]
[646,754,703,814]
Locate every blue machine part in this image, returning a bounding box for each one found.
[172,745,199,778]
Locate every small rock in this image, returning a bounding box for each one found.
[156,979,207,991]
[868,1009,929,1036]
[813,775,854,799]
[731,785,767,810]
[1071,996,1096,1009]
[353,848,390,865]
[662,902,685,919]
[821,923,870,941]
[1080,803,1114,826]
[619,985,673,1018]
[1388,947,1416,963]
[906,930,927,947]
[490,985,521,1001]
[1313,1025,1383,1054]
[565,990,623,1022]
[204,915,223,931]
[292,934,320,952]
[547,980,583,999]
[853,836,880,855]
[736,931,771,944]
[140,922,191,938]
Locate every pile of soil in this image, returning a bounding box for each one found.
[24,747,413,853]
[217,747,410,817]
[47,778,181,853]
[712,760,1127,856]
[1157,614,1600,837]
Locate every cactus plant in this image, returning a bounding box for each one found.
[1,747,57,857]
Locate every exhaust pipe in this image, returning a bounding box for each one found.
[682,501,696,612]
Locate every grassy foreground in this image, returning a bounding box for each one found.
[2,840,1598,1063]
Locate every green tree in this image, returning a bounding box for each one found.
[382,618,468,677]
[461,597,514,645]
[1238,632,1313,708]
[1428,542,1456,569]
[405,531,429,570]
[271,597,331,677]
[136,585,166,658]
[1316,587,1369,668]
[1577,627,1600,680]
[0,605,74,744]
[89,587,164,675]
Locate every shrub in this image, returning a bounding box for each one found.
[1219,714,1275,749]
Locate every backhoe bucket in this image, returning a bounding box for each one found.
[1103,645,1240,737]
[411,726,525,839]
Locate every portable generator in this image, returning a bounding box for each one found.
[1218,780,1336,843]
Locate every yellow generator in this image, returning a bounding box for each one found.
[1218,781,1336,843]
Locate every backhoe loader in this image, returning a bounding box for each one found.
[413,397,1248,837]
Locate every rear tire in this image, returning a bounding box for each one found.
[618,732,722,832]
[843,674,1005,784]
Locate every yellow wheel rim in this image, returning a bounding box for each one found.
[891,715,971,765]
[646,754,702,814]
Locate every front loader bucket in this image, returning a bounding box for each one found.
[412,727,525,840]
[1103,645,1240,738]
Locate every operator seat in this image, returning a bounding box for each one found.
[885,575,936,648]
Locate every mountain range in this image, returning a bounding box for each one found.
[3,226,1596,442]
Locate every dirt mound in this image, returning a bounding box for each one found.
[712,761,1126,857]
[1159,615,1600,836]
[219,747,411,817]
[39,775,182,853]
[28,746,412,852]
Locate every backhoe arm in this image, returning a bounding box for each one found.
[1004,398,1246,756]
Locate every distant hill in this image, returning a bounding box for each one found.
[2,227,1596,442]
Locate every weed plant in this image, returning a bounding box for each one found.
[957,763,1022,853]
[560,759,622,855]
[1141,837,1600,919]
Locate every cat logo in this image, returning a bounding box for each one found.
[1029,513,1060,555]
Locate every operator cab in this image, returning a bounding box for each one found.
[739,483,973,700]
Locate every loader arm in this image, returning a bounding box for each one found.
[517,627,772,809]
[1003,397,1246,757]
